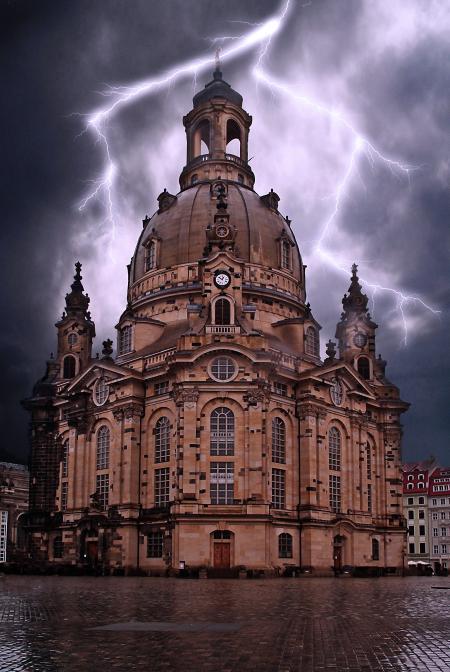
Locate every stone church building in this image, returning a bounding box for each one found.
[24,69,408,575]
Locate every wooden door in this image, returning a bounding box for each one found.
[87,541,98,566]
[214,543,231,568]
[333,545,342,571]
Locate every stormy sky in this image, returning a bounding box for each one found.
[1,0,449,465]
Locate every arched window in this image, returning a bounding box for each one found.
[278,533,293,558]
[119,325,132,355]
[357,357,370,380]
[96,426,110,470]
[62,440,69,478]
[68,333,77,346]
[281,240,290,269]
[63,355,76,379]
[305,327,319,357]
[193,119,210,157]
[210,407,235,456]
[155,417,170,463]
[214,298,231,325]
[147,530,164,558]
[272,417,286,464]
[372,538,380,561]
[191,174,199,185]
[226,118,241,157]
[329,427,341,471]
[145,241,156,272]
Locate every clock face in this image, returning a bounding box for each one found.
[214,271,231,288]
[353,332,368,348]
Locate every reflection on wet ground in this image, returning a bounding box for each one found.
[0,575,449,671]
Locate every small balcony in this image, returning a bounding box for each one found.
[206,325,240,335]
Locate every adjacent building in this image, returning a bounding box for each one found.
[429,468,450,573]
[23,69,408,576]
[402,464,433,565]
[0,461,29,563]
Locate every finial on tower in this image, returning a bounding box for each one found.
[214,47,222,80]
[341,262,368,317]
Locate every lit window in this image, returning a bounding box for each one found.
[155,468,170,506]
[272,468,286,509]
[210,462,234,504]
[210,357,236,381]
[95,378,108,406]
[329,474,341,513]
[278,533,293,558]
[96,473,109,509]
[119,325,132,355]
[62,440,69,478]
[305,326,319,357]
[147,531,164,558]
[210,408,234,456]
[63,355,76,379]
[281,240,290,269]
[145,241,156,272]
[272,418,286,464]
[96,426,110,470]
[329,427,341,471]
[155,417,170,463]
[68,333,78,346]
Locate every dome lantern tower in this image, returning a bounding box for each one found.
[179,64,254,190]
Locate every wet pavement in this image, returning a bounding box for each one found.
[0,575,449,671]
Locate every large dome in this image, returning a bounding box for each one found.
[131,182,302,285]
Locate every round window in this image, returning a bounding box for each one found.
[94,378,109,406]
[68,333,78,346]
[210,356,237,382]
[330,378,343,406]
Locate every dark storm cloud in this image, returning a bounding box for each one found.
[1,0,448,464]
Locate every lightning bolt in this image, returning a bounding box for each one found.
[76,0,440,345]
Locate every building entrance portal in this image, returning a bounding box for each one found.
[214,542,231,568]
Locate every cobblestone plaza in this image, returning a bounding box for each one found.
[0,576,449,671]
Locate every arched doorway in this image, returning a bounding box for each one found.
[333,534,345,573]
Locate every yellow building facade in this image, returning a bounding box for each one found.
[25,69,408,576]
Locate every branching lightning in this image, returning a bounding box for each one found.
[77,0,440,345]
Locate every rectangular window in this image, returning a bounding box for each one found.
[210,462,234,505]
[419,543,426,554]
[154,468,170,506]
[409,542,415,554]
[147,531,164,558]
[119,325,132,355]
[434,545,439,554]
[0,511,8,563]
[407,497,413,505]
[272,469,286,509]
[96,474,109,509]
[441,499,446,505]
[408,510,414,520]
[273,381,288,397]
[61,481,68,511]
[418,510,424,519]
[154,381,169,396]
[408,526,414,536]
[433,512,438,520]
[367,484,372,513]
[433,528,438,536]
[432,499,437,505]
[418,497,425,504]
[419,525,425,536]
[329,475,341,514]
[145,241,156,272]
[442,544,447,554]
[442,528,447,537]
[441,512,446,520]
